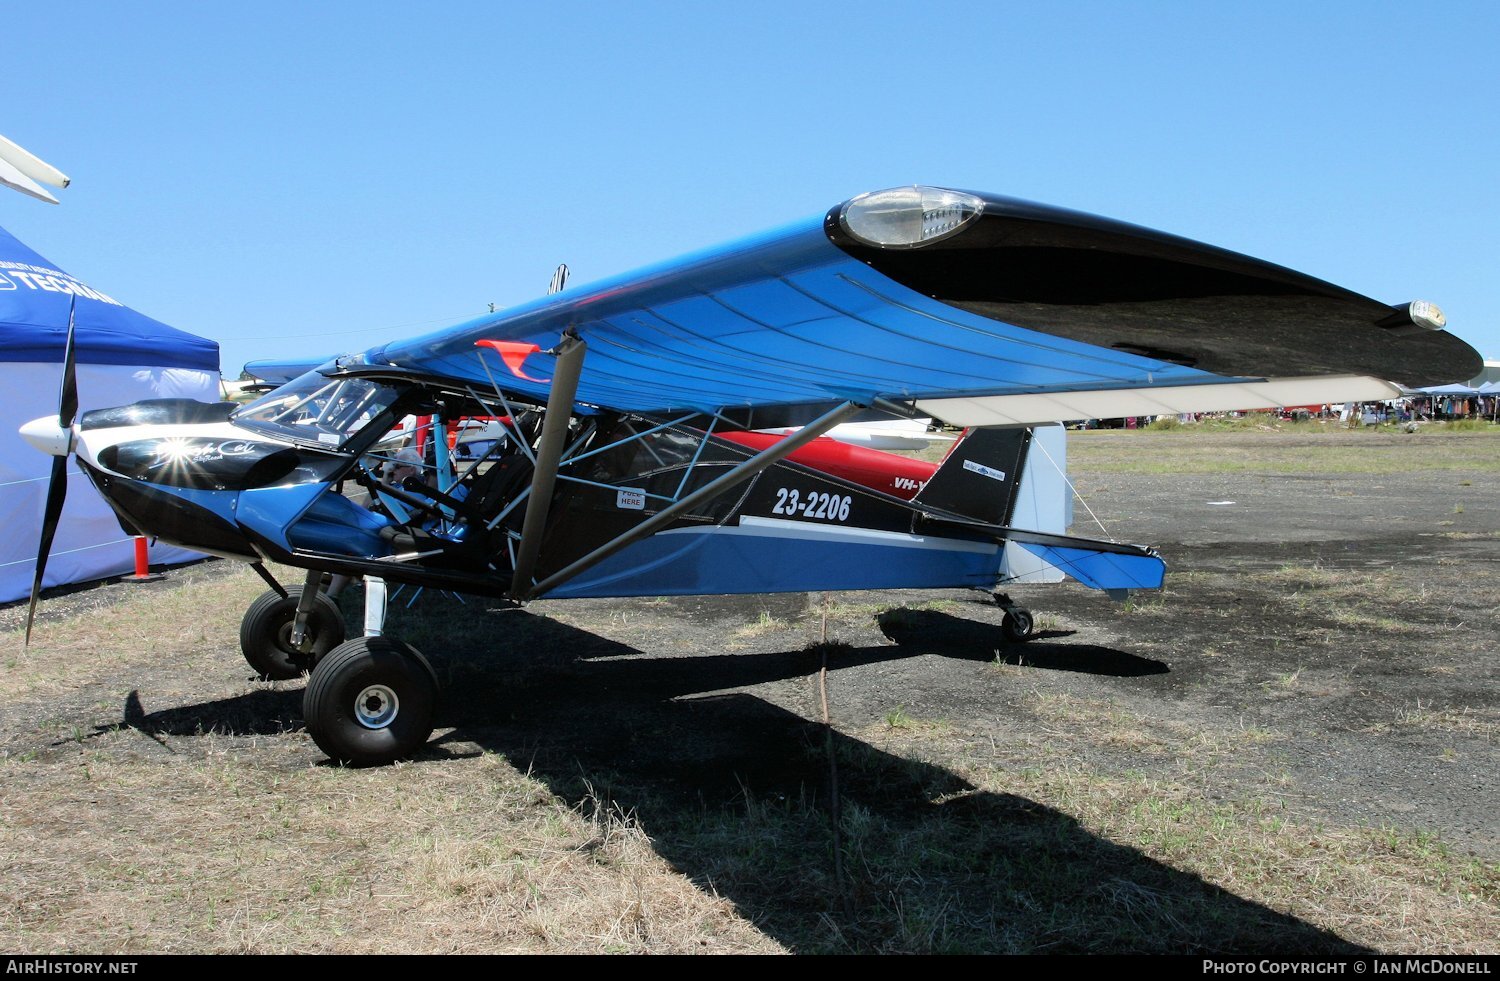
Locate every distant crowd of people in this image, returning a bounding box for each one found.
[1341,395,1497,425]
[1071,395,1498,431]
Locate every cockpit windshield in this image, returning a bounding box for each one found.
[233,372,403,450]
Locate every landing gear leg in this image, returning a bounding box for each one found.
[364,576,388,638]
[992,592,1036,643]
[289,571,329,649]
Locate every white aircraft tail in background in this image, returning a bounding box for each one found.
[0,134,70,204]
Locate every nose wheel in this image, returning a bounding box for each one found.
[303,637,438,766]
[239,586,346,680]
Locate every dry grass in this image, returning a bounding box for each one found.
[821,598,959,624]
[1250,564,1460,636]
[1,564,260,699]
[813,709,1500,954]
[732,610,792,639]
[0,749,772,953]
[1361,704,1500,742]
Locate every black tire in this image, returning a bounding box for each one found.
[303,637,438,766]
[239,587,346,680]
[1002,608,1035,643]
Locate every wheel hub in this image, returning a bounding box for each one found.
[354,685,400,729]
[276,620,317,655]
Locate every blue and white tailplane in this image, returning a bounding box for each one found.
[998,424,1164,594]
[1010,540,1164,592]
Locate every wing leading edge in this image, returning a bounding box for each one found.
[352,187,1478,425]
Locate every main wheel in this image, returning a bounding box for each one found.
[303,637,438,766]
[239,587,346,680]
[1001,608,1035,643]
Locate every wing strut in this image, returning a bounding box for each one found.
[509,332,587,600]
[525,399,865,600]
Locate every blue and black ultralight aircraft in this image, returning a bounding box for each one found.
[19,186,1481,765]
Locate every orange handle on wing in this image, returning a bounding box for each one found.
[476,339,546,383]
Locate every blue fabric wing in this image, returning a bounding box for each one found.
[358,189,1478,416]
[372,216,1216,414]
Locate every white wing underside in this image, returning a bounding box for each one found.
[916,375,1401,427]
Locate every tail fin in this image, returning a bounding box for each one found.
[911,427,1031,525]
[914,426,1163,596]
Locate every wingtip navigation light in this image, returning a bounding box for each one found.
[838,185,985,249]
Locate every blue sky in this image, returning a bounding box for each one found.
[3,1,1496,376]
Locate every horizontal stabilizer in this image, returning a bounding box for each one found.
[921,515,1164,592]
[1012,540,1165,591]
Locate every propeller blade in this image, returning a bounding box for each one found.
[24,299,82,645]
[24,455,70,646]
[58,296,78,427]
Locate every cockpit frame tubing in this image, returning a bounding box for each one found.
[524,398,863,601]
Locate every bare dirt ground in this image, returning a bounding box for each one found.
[0,427,1496,953]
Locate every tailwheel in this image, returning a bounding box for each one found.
[1001,608,1035,643]
[303,637,438,766]
[239,587,346,680]
[993,593,1035,643]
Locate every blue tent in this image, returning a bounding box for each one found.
[1,223,221,603]
[0,224,217,369]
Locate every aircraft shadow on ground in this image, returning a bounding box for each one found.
[117,605,1352,952]
[81,688,303,746]
[417,609,1351,953]
[878,607,1169,676]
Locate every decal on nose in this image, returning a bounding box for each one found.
[96,438,303,491]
